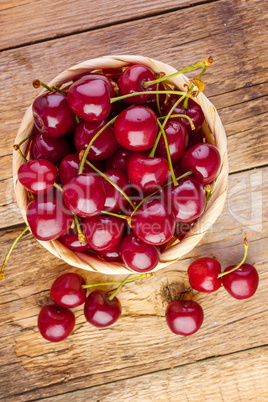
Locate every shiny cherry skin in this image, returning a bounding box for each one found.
[67,77,111,122]
[58,223,90,252]
[188,258,222,292]
[18,159,57,194]
[188,130,204,148]
[73,72,115,97]
[59,154,93,185]
[181,143,221,185]
[120,232,159,272]
[50,273,87,308]
[84,290,121,328]
[62,173,106,218]
[127,152,169,193]
[102,169,130,212]
[75,119,118,161]
[165,300,204,336]
[26,194,72,241]
[131,199,175,245]
[117,64,156,104]
[156,120,188,163]
[32,92,76,138]
[105,147,134,172]
[114,106,158,151]
[38,304,75,342]
[222,264,259,299]
[167,177,206,222]
[98,243,122,262]
[30,132,70,165]
[84,215,125,251]
[165,98,204,133]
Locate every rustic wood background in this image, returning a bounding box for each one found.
[0,0,268,400]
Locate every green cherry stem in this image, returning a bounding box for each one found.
[149,93,187,158]
[100,210,129,221]
[205,185,212,202]
[82,272,152,289]
[157,119,178,186]
[78,115,117,174]
[52,86,68,94]
[73,214,86,244]
[218,238,249,279]
[110,90,186,104]
[18,133,34,147]
[156,82,162,117]
[32,80,54,92]
[130,170,192,217]
[13,145,27,162]
[183,61,211,108]
[75,115,80,124]
[85,160,135,209]
[108,274,132,301]
[143,59,208,88]
[53,182,62,192]
[0,225,30,280]
[158,114,195,131]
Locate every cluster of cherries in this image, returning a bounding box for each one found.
[38,238,259,342]
[11,57,222,275]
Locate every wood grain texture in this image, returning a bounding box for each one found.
[0,0,267,229]
[0,0,213,50]
[0,165,267,399]
[42,347,268,401]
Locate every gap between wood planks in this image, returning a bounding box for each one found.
[0,0,222,52]
[8,344,268,401]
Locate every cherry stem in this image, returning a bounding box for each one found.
[205,185,212,202]
[32,80,54,92]
[218,238,249,278]
[53,183,62,192]
[158,114,195,131]
[100,210,129,221]
[183,63,210,108]
[149,94,187,158]
[82,272,152,289]
[108,274,132,301]
[18,133,34,147]
[73,214,86,244]
[0,225,30,280]
[75,115,80,124]
[110,90,186,104]
[157,119,178,186]
[52,86,68,94]
[130,170,192,217]
[70,220,76,230]
[78,115,117,174]
[156,82,162,117]
[143,59,208,88]
[85,160,135,209]
[13,144,27,162]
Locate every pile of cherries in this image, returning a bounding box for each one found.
[14,57,222,274]
[38,238,259,342]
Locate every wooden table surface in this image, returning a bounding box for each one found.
[1,0,268,400]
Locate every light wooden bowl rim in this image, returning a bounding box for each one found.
[13,55,228,275]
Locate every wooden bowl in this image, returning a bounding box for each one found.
[13,55,228,274]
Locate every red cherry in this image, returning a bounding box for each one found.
[166,177,206,222]
[120,232,159,272]
[188,130,204,148]
[18,159,57,194]
[67,77,111,122]
[74,119,118,161]
[58,222,90,252]
[30,132,70,165]
[62,173,106,218]
[50,273,87,308]
[105,146,134,172]
[131,199,175,245]
[84,215,125,251]
[165,300,204,336]
[102,169,130,212]
[114,106,158,151]
[84,290,121,327]
[117,64,156,104]
[98,243,122,262]
[73,72,115,97]
[181,143,221,185]
[32,92,76,138]
[156,120,188,163]
[38,304,75,342]
[59,154,93,185]
[127,152,169,193]
[26,194,72,241]
[165,98,204,133]
[222,264,259,299]
[188,258,222,292]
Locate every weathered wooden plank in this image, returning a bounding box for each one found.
[40,347,268,402]
[0,0,210,50]
[0,165,267,399]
